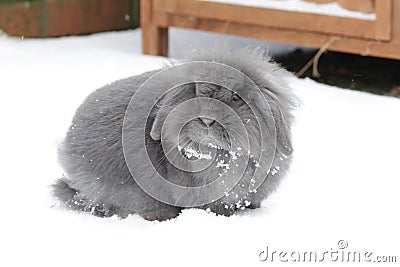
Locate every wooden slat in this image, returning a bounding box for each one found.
[141,0,168,56]
[153,13,400,60]
[141,0,152,54]
[153,0,377,39]
[394,0,400,41]
[375,0,393,40]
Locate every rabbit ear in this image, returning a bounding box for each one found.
[149,93,168,141]
[149,83,196,141]
[271,102,293,157]
[253,90,294,157]
[150,111,165,140]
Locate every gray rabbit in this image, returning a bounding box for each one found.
[52,48,297,221]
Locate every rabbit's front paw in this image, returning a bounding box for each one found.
[247,201,260,209]
[203,203,235,217]
[139,207,181,221]
[89,203,116,218]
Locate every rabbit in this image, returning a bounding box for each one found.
[52,48,298,221]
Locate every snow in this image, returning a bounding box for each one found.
[179,144,213,160]
[203,0,376,20]
[1,28,399,267]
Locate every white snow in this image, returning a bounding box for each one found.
[179,145,213,160]
[1,28,399,267]
[216,159,231,169]
[170,27,303,58]
[203,0,376,20]
[271,166,279,175]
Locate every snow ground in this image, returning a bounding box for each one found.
[0,28,399,267]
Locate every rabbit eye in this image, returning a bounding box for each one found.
[232,93,240,102]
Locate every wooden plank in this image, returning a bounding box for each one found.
[141,0,168,56]
[153,13,400,60]
[394,0,400,41]
[141,0,151,54]
[375,0,393,41]
[153,0,378,39]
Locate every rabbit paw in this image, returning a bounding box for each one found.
[139,207,181,221]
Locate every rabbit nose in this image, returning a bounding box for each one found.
[199,117,215,127]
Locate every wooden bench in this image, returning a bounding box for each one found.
[141,0,400,60]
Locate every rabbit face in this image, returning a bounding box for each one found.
[180,82,255,152]
[150,78,263,161]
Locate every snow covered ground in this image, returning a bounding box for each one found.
[1,28,399,267]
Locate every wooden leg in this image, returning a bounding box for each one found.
[143,25,169,56]
[141,0,169,56]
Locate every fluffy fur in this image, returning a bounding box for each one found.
[52,48,297,221]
